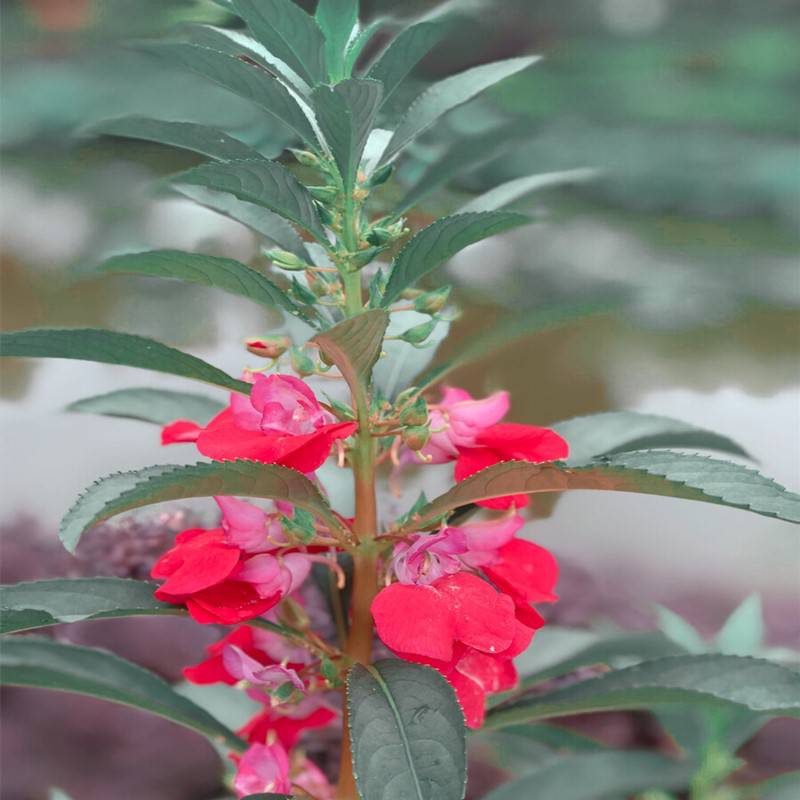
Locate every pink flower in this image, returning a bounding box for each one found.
[215,495,287,553]
[455,513,525,567]
[233,742,292,797]
[221,645,305,691]
[391,530,468,585]
[294,758,334,799]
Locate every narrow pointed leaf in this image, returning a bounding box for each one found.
[60,460,346,552]
[348,660,467,800]
[344,18,387,75]
[553,411,752,465]
[0,636,246,751]
[67,387,225,426]
[366,20,452,107]
[232,0,326,87]
[460,168,597,213]
[316,0,359,82]
[380,56,539,163]
[483,750,691,800]
[148,43,318,146]
[403,452,800,532]
[715,593,764,656]
[175,159,326,240]
[0,328,249,394]
[85,116,261,161]
[381,212,529,306]
[96,249,312,321]
[313,79,383,191]
[0,578,179,633]
[485,654,800,730]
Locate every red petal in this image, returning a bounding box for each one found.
[483,539,559,605]
[476,423,569,462]
[454,448,528,510]
[456,650,518,695]
[240,707,337,748]
[185,582,280,624]
[276,421,357,472]
[371,583,455,661]
[446,670,486,729]
[183,654,236,685]
[162,419,202,445]
[155,542,241,595]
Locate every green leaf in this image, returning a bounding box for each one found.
[96,249,311,322]
[482,751,692,800]
[60,460,345,553]
[715,593,764,656]
[344,18,387,75]
[403,452,800,532]
[0,328,249,394]
[312,79,383,192]
[147,44,318,146]
[232,0,327,87]
[85,116,261,161]
[366,20,452,108]
[492,723,606,752]
[0,636,246,751]
[347,659,467,800]
[459,168,597,213]
[746,772,800,800]
[656,606,708,654]
[552,411,752,465]
[316,0,359,82]
[381,212,529,306]
[171,183,309,260]
[67,387,225,426]
[485,654,800,730]
[0,577,179,633]
[380,56,539,164]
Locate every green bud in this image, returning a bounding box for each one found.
[274,681,296,701]
[400,287,424,301]
[366,227,393,247]
[281,508,316,543]
[320,656,339,682]
[399,319,437,345]
[395,386,419,407]
[349,246,384,270]
[290,277,317,306]
[368,163,394,188]
[399,395,428,426]
[290,148,322,169]
[305,271,327,297]
[244,335,290,359]
[308,185,340,204]
[414,286,451,315]
[290,346,316,377]
[267,248,308,271]
[316,202,336,227]
[368,269,387,307]
[402,425,430,452]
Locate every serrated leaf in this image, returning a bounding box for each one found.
[0,577,179,633]
[316,0,359,83]
[233,0,327,87]
[485,654,800,730]
[380,56,539,164]
[313,79,383,192]
[96,249,312,322]
[171,183,309,259]
[553,411,752,465]
[0,636,246,751]
[60,460,344,553]
[175,159,326,240]
[347,659,467,800]
[85,116,261,161]
[381,212,529,306]
[366,20,452,107]
[0,328,249,394]
[459,168,597,213]
[482,750,691,800]
[715,593,764,656]
[403,452,800,532]
[344,18,386,75]
[147,43,318,146]
[67,387,225,426]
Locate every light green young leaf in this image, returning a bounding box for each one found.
[0,636,246,751]
[715,594,764,656]
[60,460,345,552]
[316,0,359,82]
[381,211,529,306]
[85,116,262,161]
[232,0,327,87]
[67,387,225,426]
[312,79,383,192]
[344,18,388,75]
[485,654,800,730]
[0,328,249,394]
[175,159,326,240]
[459,168,597,213]
[348,660,467,800]
[656,606,708,654]
[380,56,539,164]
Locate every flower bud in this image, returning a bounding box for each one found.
[399,396,428,427]
[399,319,437,345]
[305,271,328,297]
[290,347,316,377]
[308,185,339,204]
[245,335,290,359]
[402,425,431,452]
[267,248,309,271]
[290,148,322,169]
[414,286,451,315]
[366,227,393,247]
[395,386,419,407]
[400,288,424,301]
[350,245,384,270]
[368,163,394,188]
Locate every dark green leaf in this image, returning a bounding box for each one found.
[348,659,467,800]
[0,636,246,751]
[380,56,539,163]
[482,751,692,800]
[553,411,752,465]
[147,43,318,146]
[485,655,800,730]
[0,328,249,394]
[381,212,529,306]
[232,0,327,86]
[344,18,387,75]
[60,460,346,553]
[0,578,179,633]
[96,249,310,321]
[403,452,800,532]
[366,20,452,108]
[313,79,383,191]
[316,0,359,82]
[493,723,606,752]
[67,387,225,426]
[85,116,261,161]
[175,159,326,240]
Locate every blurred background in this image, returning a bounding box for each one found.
[1,0,798,798]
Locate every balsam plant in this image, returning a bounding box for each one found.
[2,2,799,799]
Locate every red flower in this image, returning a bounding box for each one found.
[482,538,559,607]
[240,701,337,749]
[455,422,569,508]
